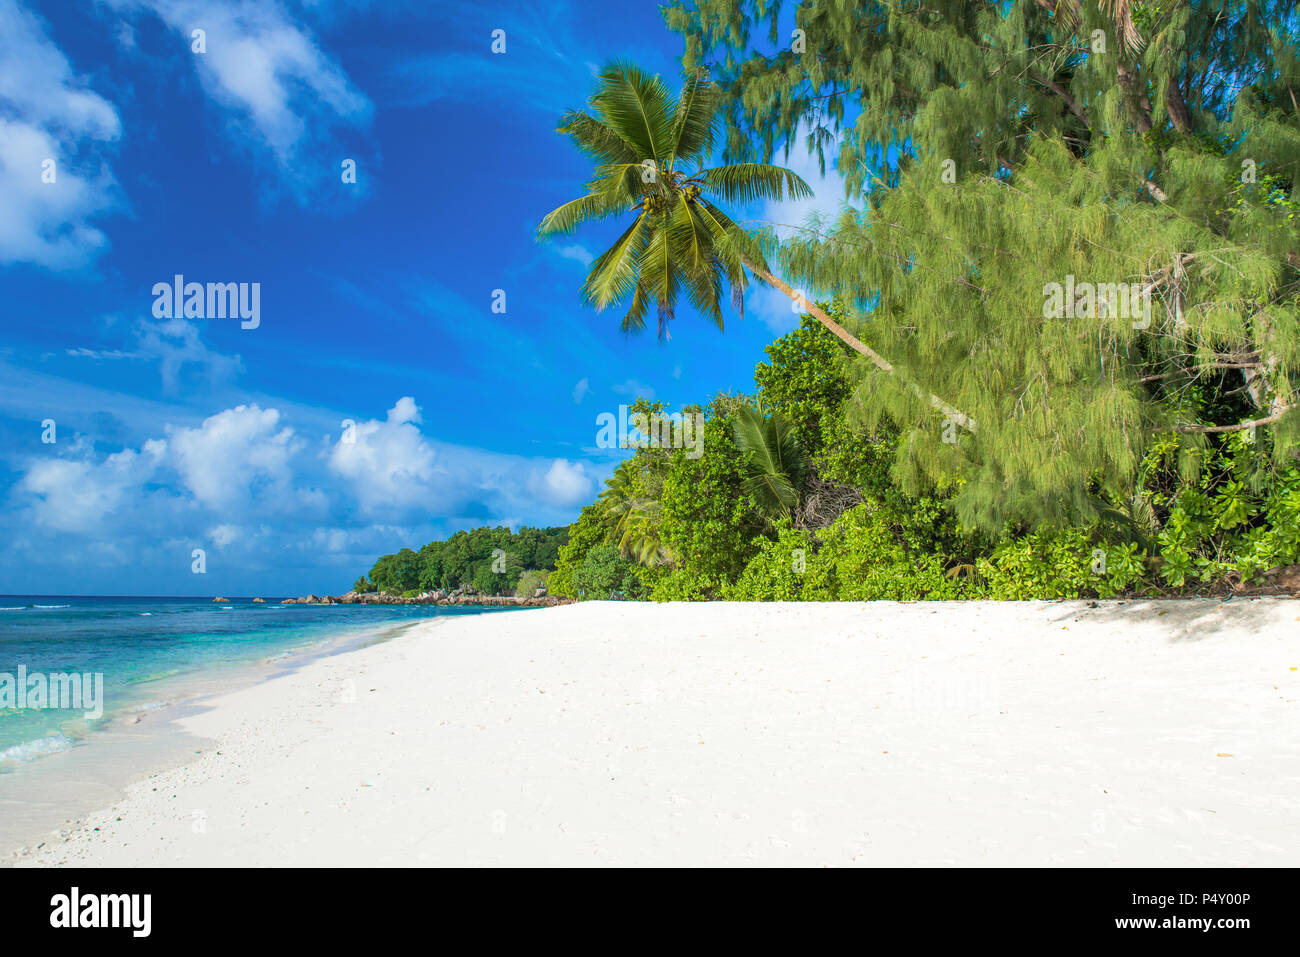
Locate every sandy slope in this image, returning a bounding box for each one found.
[13,599,1299,867]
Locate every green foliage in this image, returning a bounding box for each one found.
[364,526,568,597]
[538,61,811,337]
[649,565,729,601]
[654,399,766,594]
[515,569,551,599]
[977,529,1153,600]
[726,505,980,601]
[1139,431,1300,588]
[731,405,809,522]
[667,0,1300,530]
[352,576,375,593]
[542,299,1300,605]
[1099,543,1148,598]
[598,402,673,564]
[804,507,972,601]
[754,313,896,496]
[753,313,852,454]
[725,525,814,601]
[572,545,645,598]
[977,529,1099,601]
[367,548,420,595]
[368,14,1300,611]
[549,504,613,598]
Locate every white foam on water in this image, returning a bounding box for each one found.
[0,733,74,766]
[127,700,170,713]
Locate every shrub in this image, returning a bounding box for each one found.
[549,504,612,598]
[649,567,729,601]
[572,545,643,599]
[655,401,765,592]
[724,526,815,600]
[1096,542,1146,597]
[803,506,973,601]
[515,569,550,598]
[976,527,1097,600]
[721,506,983,601]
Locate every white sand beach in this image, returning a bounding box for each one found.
[12,599,1299,867]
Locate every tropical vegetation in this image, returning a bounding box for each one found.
[359,1,1300,603]
[358,526,568,597]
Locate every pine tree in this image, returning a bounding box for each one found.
[666,0,1300,529]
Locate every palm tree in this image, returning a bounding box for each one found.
[597,459,668,565]
[732,405,810,523]
[538,60,975,433]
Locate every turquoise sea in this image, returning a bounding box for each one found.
[0,595,521,770]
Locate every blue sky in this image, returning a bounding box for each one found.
[0,0,849,595]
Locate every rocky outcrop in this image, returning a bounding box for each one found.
[284,590,572,608]
[212,596,230,602]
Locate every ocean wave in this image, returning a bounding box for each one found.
[126,669,181,684]
[125,700,171,716]
[0,732,73,766]
[32,604,70,609]
[0,606,25,611]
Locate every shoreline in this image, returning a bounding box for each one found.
[0,616,436,862]
[250,590,574,608]
[11,598,1299,867]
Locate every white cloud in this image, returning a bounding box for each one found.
[752,284,805,335]
[18,440,164,533]
[0,1,120,138]
[3,394,612,592]
[135,318,245,391]
[613,378,655,400]
[65,318,244,391]
[326,396,438,512]
[0,0,121,268]
[166,404,302,509]
[13,404,318,545]
[115,21,137,50]
[753,128,857,333]
[307,526,349,553]
[208,522,240,547]
[111,0,371,169]
[530,459,592,507]
[555,243,593,267]
[763,138,854,237]
[67,347,134,360]
[572,377,590,404]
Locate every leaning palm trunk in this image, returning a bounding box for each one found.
[542,61,976,434]
[748,262,978,434]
